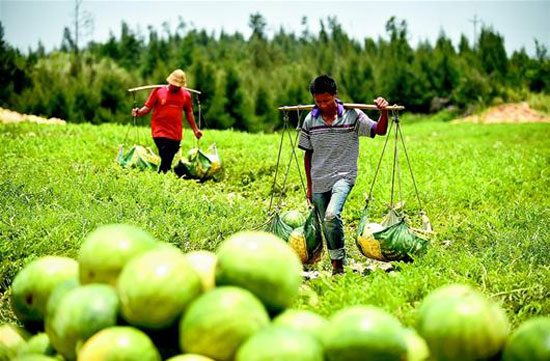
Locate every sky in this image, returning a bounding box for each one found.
[1,0,549,56]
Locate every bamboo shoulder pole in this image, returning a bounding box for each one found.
[278,103,405,111]
[128,84,202,94]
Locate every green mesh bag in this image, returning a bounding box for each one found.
[265,213,294,242]
[116,145,160,171]
[174,143,221,180]
[265,210,324,265]
[357,208,429,262]
[287,209,324,265]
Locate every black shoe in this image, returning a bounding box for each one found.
[331,259,344,275]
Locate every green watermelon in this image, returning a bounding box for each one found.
[502,317,550,361]
[179,286,270,361]
[118,248,202,329]
[11,256,78,323]
[236,326,323,361]
[215,231,303,312]
[0,324,29,359]
[78,224,158,286]
[417,284,510,361]
[16,333,55,357]
[45,284,119,360]
[11,355,60,361]
[0,343,11,361]
[281,210,306,229]
[184,250,217,292]
[45,279,79,321]
[166,355,215,361]
[78,326,161,361]
[404,328,430,361]
[321,305,408,361]
[272,309,328,341]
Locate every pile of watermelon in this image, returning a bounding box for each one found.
[1,224,549,361]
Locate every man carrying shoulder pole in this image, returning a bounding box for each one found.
[132,69,203,173]
[298,75,389,275]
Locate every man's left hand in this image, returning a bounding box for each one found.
[374,97,389,109]
[194,129,203,139]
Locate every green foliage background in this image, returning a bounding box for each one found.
[1,14,549,132]
[1,117,549,328]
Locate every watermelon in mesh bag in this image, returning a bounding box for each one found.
[357,208,429,262]
[116,145,160,171]
[174,143,221,180]
[287,209,324,265]
[265,213,294,242]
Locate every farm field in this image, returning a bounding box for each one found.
[1,116,549,329]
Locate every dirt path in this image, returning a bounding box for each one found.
[0,107,66,125]
[453,102,550,124]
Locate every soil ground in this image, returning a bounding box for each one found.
[453,102,550,124]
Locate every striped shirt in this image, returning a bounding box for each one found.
[298,108,377,193]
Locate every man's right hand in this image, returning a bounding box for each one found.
[132,108,140,117]
[194,129,203,139]
[306,188,312,204]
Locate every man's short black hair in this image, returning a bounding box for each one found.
[310,75,337,96]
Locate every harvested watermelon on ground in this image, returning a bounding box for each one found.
[403,328,430,361]
[236,326,323,361]
[0,324,29,360]
[184,250,217,292]
[78,223,158,286]
[215,231,302,312]
[78,326,161,361]
[417,284,510,361]
[16,333,55,358]
[166,355,215,361]
[10,256,78,324]
[321,305,408,361]
[272,309,327,341]
[11,355,60,361]
[502,317,550,361]
[45,284,119,360]
[117,248,202,329]
[179,286,270,361]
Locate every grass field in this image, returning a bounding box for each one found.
[1,115,549,329]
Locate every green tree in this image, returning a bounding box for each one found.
[433,32,459,97]
[119,21,142,70]
[478,27,508,77]
[249,13,271,69]
[224,66,248,130]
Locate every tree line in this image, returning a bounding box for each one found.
[1,14,549,132]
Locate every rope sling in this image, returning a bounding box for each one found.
[357,109,433,262]
[263,108,325,265]
[267,109,308,217]
[264,103,431,264]
[116,86,221,180]
[116,91,158,170]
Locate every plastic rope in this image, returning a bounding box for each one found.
[390,111,400,207]
[122,93,137,146]
[267,112,288,216]
[195,94,202,148]
[277,109,308,209]
[289,109,308,201]
[367,118,395,200]
[276,128,298,211]
[269,109,309,214]
[397,114,423,210]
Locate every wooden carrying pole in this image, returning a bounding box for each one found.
[128,84,202,95]
[278,103,405,111]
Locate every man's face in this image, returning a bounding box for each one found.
[314,93,336,114]
[168,84,181,93]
